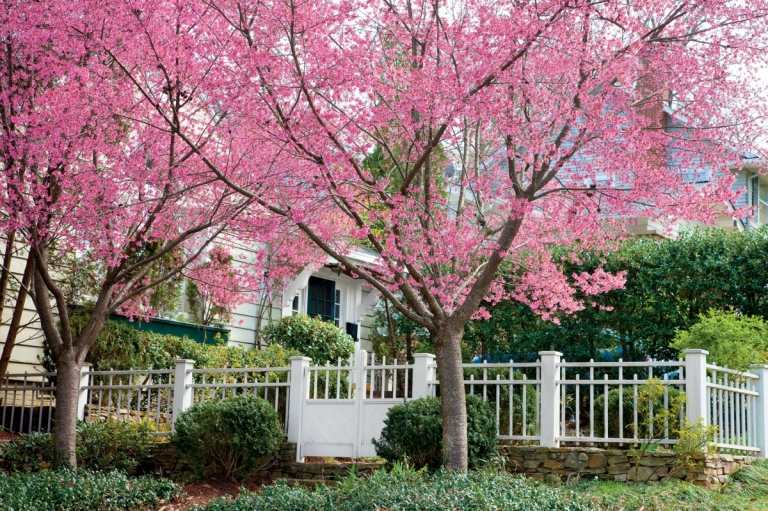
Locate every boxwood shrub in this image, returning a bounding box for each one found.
[199,465,592,511]
[173,394,283,480]
[0,469,179,511]
[262,314,354,365]
[373,395,497,469]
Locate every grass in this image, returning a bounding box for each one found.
[575,459,768,511]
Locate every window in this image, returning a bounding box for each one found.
[749,175,768,226]
[307,276,336,323]
[291,294,300,315]
[334,289,341,326]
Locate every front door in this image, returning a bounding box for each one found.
[307,276,336,324]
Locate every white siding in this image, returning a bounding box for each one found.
[733,170,750,209]
[0,242,45,373]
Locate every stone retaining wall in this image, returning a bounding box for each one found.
[500,444,754,487]
[151,441,383,482]
[263,443,383,481]
[153,440,752,487]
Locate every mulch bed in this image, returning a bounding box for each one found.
[159,480,263,511]
[0,431,17,443]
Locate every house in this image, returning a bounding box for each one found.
[444,101,767,241]
[173,243,382,351]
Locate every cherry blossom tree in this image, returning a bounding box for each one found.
[0,0,266,465]
[15,0,768,469]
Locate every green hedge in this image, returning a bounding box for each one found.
[373,395,497,469]
[463,227,768,362]
[199,466,591,511]
[0,470,179,511]
[56,313,295,371]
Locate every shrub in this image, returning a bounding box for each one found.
[674,420,718,470]
[263,314,354,364]
[173,395,283,480]
[462,227,768,363]
[373,395,496,469]
[0,432,55,472]
[0,469,179,511]
[0,420,155,474]
[75,420,156,474]
[164,336,294,369]
[200,465,591,511]
[671,309,768,370]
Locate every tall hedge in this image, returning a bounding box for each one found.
[463,227,768,361]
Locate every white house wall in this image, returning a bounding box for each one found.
[213,241,380,349]
[0,242,46,374]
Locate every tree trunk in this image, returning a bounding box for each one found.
[53,351,81,467]
[434,324,468,471]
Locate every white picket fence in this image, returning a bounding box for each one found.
[1,348,767,460]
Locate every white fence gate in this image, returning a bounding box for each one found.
[288,350,431,458]
[2,348,767,460]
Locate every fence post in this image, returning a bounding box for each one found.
[684,349,709,426]
[751,365,768,457]
[412,353,436,398]
[287,356,311,446]
[172,359,194,427]
[76,363,92,421]
[353,348,368,458]
[538,351,562,447]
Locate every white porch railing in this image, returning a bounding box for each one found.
[1,348,766,459]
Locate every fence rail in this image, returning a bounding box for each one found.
[0,371,56,434]
[83,369,174,432]
[558,359,686,446]
[706,364,761,453]
[2,349,767,459]
[183,366,291,428]
[430,362,542,441]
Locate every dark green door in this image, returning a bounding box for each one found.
[307,276,336,323]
